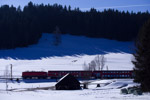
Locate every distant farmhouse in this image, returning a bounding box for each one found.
[55,73,81,90]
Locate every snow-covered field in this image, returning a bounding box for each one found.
[0,33,134,76]
[0,79,150,100]
[0,33,149,100]
[0,53,134,77]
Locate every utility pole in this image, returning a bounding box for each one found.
[106,66,109,71]
[4,66,9,91]
[10,64,12,80]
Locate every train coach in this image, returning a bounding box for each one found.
[22,70,133,79]
[22,71,47,79]
[47,70,133,79]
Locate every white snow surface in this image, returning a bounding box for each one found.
[0,53,134,77]
[0,33,149,100]
[0,79,150,100]
[0,33,134,77]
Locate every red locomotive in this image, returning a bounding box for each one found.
[22,70,133,79]
[22,71,47,79]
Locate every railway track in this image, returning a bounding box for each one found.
[8,86,55,92]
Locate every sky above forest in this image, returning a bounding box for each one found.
[0,0,150,12]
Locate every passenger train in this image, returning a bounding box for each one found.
[22,70,133,79]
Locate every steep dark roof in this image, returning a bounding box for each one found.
[56,73,80,86]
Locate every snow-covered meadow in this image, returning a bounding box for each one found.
[0,33,149,100]
[0,79,150,100]
[0,33,134,76]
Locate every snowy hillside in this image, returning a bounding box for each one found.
[0,33,149,100]
[0,33,134,76]
[0,33,133,59]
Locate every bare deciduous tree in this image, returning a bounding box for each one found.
[83,55,107,71]
[100,55,107,70]
[90,60,96,71]
[94,55,101,70]
[83,61,89,71]
[94,55,106,70]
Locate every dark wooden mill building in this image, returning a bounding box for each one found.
[55,73,81,90]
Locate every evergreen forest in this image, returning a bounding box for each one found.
[0,2,150,49]
[133,18,150,92]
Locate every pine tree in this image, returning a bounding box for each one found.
[132,18,150,92]
[53,26,61,46]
